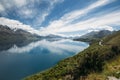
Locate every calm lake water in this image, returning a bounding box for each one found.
[0,39,88,80]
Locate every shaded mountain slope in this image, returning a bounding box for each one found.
[81,30,112,39]
[74,30,113,44]
[0,25,40,44]
[0,25,41,50]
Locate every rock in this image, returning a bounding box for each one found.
[107,76,120,80]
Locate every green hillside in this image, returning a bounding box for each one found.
[25,30,120,80]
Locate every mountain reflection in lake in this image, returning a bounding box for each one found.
[0,39,88,80]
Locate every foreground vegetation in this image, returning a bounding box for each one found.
[25,31,120,80]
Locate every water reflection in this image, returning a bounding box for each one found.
[0,39,88,80]
[0,39,88,55]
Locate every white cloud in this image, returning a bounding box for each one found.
[32,0,65,27]
[18,7,36,19]
[60,0,113,23]
[0,3,5,12]
[0,17,40,35]
[13,0,27,7]
[39,0,118,36]
[33,10,50,27]
[0,0,64,26]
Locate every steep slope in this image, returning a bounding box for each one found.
[74,30,112,44]
[0,25,40,45]
[81,30,112,39]
[25,30,120,80]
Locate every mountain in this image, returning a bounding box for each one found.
[0,25,41,46]
[25,30,120,80]
[81,30,112,39]
[44,34,63,38]
[74,30,113,44]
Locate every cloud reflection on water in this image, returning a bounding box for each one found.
[1,39,89,55]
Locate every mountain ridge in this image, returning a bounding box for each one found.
[0,25,41,45]
[81,30,112,39]
[74,30,113,44]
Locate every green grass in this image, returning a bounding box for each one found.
[24,31,120,80]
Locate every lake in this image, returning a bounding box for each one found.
[0,39,88,80]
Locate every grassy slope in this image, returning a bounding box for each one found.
[25,31,120,80]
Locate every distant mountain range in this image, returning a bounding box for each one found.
[0,25,41,45]
[0,24,65,46]
[74,30,113,44]
[81,30,112,39]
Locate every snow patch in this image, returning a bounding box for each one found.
[0,17,40,35]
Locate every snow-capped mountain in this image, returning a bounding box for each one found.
[0,17,40,35]
[0,24,42,46]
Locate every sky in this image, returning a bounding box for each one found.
[0,0,120,36]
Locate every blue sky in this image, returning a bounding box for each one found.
[0,0,120,36]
